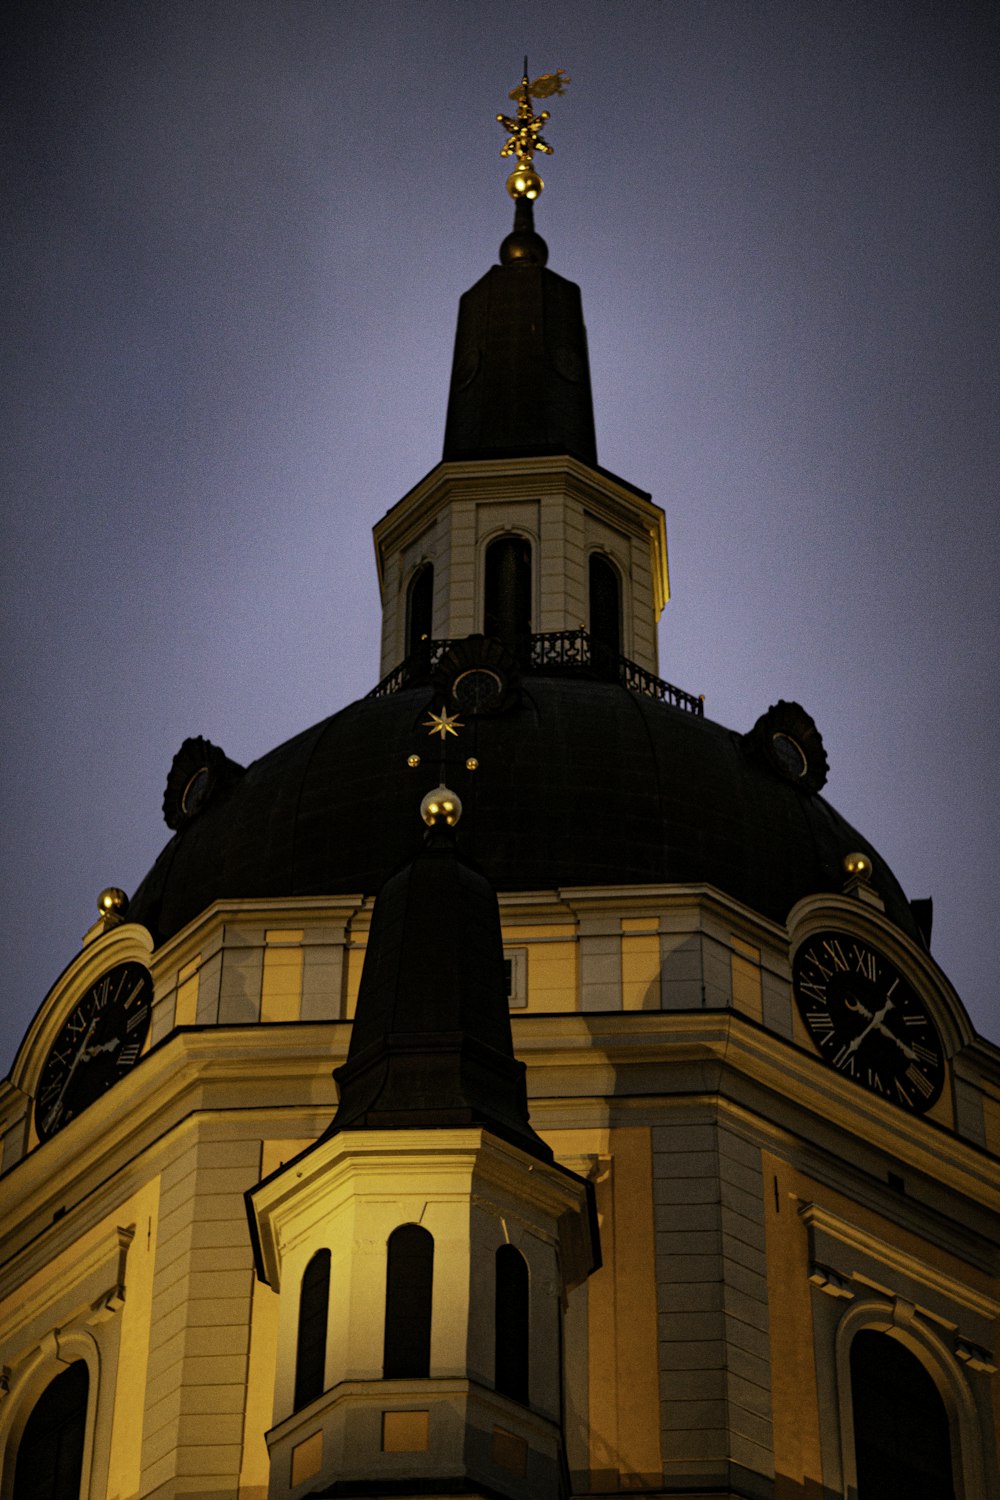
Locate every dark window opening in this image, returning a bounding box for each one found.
[495,1244,530,1404]
[383,1224,434,1378]
[13,1361,88,1500]
[851,1330,954,1500]
[406,563,434,659]
[589,552,621,669]
[484,537,531,649]
[294,1249,331,1411]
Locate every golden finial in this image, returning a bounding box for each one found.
[98,886,129,920]
[420,785,463,827]
[843,852,873,883]
[497,61,570,200]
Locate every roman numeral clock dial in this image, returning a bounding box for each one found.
[792,931,944,1113]
[35,961,153,1142]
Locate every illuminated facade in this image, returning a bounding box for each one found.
[1,90,999,1500]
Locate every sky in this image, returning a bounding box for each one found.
[2,1,997,1071]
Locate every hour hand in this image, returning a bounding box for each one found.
[84,1037,121,1061]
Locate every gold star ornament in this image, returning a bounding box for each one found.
[423,708,464,740]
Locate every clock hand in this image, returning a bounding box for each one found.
[83,1037,122,1061]
[843,997,895,1058]
[870,1021,916,1060]
[41,1016,98,1134]
[843,996,915,1057]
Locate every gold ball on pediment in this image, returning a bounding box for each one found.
[98,886,129,917]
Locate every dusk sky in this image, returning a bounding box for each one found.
[3,1,997,1071]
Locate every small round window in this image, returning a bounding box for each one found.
[771,732,807,779]
[181,767,210,815]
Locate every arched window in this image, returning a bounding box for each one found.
[294,1248,331,1411]
[494,1244,529,1404]
[484,536,531,649]
[589,552,621,666]
[406,563,434,659]
[850,1330,955,1500]
[383,1224,433,1378]
[13,1360,88,1500]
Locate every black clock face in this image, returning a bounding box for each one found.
[35,962,153,1141]
[792,931,944,1113]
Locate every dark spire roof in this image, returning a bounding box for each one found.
[323,822,553,1164]
[442,198,597,466]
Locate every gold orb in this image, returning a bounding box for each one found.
[420,784,463,827]
[465,757,479,771]
[98,886,129,917]
[407,754,421,768]
[843,852,872,882]
[506,166,543,200]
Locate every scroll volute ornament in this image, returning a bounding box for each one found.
[744,700,829,793]
[163,736,244,830]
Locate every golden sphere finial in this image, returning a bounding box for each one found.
[506,165,544,201]
[843,852,873,883]
[98,886,129,919]
[420,784,463,828]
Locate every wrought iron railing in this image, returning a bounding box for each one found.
[367,630,703,715]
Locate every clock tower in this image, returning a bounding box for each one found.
[0,66,998,1500]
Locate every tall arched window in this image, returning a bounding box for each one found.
[589,552,621,666]
[383,1224,433,1378]
[406,563,434,659]
[294,1248,331,1411]
[850,1330,955,1499]
[13,1360,88,1500]
[484,536,532,649]
[494,1244,529,1404]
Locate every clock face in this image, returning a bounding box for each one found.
[792,931,944,1113]
[35,961,153,1142]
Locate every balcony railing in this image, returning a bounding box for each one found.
[367,630,704,716]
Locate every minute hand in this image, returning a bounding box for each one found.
[42,1016,97,1134]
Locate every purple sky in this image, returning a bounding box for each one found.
[3,2,998,1072]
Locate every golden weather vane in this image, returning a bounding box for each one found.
[497,60,571,201]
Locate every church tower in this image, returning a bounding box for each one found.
[0,67,998,1500]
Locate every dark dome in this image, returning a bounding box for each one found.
[128,676,922,949]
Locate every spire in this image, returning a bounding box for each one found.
[324,799,553,1164]
[442,65,597,466]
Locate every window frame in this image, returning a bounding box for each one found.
[293,1248,331,1412]
[587,549,623,663]
[0,1332,102,1500]
[833,1297,985,1500]
[383,1223,434,1379]
[405,561,435,659]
